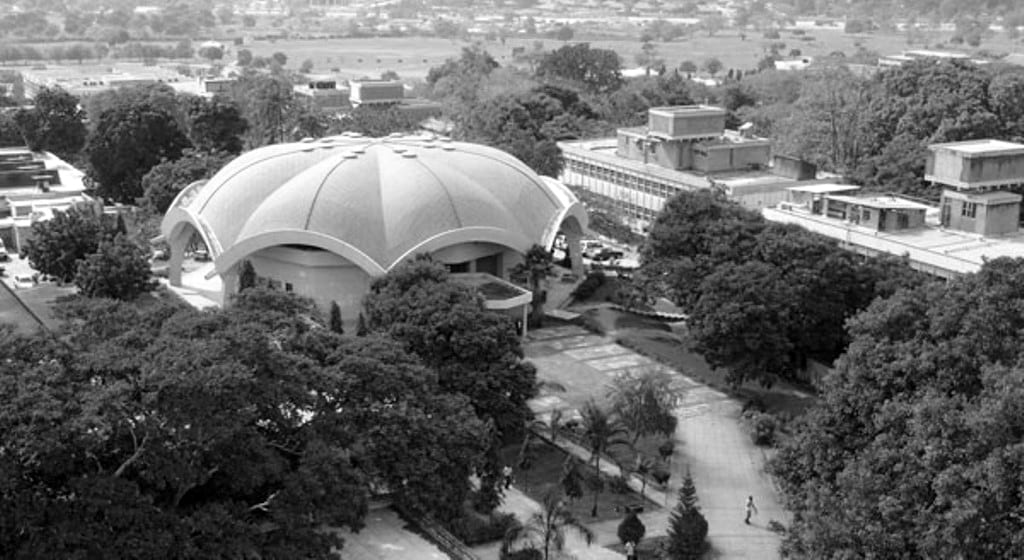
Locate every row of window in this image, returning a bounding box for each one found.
[565,157,679,199]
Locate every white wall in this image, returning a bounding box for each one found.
[248,246,372,327]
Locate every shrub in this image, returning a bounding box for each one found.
[571,270,606,300]
[652,468,671,487]
[579,313,607,335]
[743,411,777,446]
[502,548,543,560]
[450,511,521,546]
[608,474,632,494]
[618,512,646,545]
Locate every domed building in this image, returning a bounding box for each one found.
[161,134,588,329]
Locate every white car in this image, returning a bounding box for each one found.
[12,274,34,289]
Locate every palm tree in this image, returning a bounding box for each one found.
[512,244,554,327]
[579,400,631,517]
[502,490,594,560]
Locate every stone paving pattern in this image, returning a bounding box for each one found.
[519,325,786,560]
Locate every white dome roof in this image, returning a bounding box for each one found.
[162,134,587,275]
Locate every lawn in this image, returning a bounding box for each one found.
[245,28,1024,82]
[499,435,661,524]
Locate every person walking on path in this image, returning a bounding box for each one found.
[744,496,758,525]
[502,465,514,489]
[624,540,637,560]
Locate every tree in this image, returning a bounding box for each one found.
[535,43,623,93]
[701,57,723,77]
[140,150,231,213]
[511,244,554,327]
[237,48,253,66]
[300,59,314,73]
[607,368,684,445]
[272,51,288,66]
[197,45,223,61]
[185,95,249,154]
[233,74,296,147]
[678,60,697,74]
[22,205,118,282]
[238,259,256,292]
[618,511,646,545]
[554,25,574,41]
[666,472,708,560]
[771,258,1024,558]
[74,234,155,299]
[560,457,585,503]
[579,400,630,517]
[329,300,343,334]
[336,105,421,137]
[0,289,495,557]
[501,490,594,560]
[86,96,191,203]
[356,312,368,336]
[456,86,597,177]
[363,258,537,439]
[13,86,86,160]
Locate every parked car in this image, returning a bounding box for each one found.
[193,249,211,262]
[12,274,34,289]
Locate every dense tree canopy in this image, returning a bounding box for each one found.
[772,258,1024,558]
[141,150,231,213]
[22,205,120,282]
[85,94,191,203]
[74,233,155,299]
[13,86,86,161]
[0,289,493,557]
[362,258,537,439]
[535,43,623,94]
[640,190,930,385]
[185,95,249,155]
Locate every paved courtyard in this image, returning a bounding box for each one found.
[525,325,786,559]
[331,507,448,560]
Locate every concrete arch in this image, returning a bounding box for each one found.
[215,229,389,278]
[387,226,534,271]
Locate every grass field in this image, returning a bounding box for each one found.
[244,28,1024,81]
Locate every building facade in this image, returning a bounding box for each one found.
[160,134,588,331]
[0,148,91,252]
[559,105,819,226]
[764,139,1024,279]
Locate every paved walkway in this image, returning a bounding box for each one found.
[525,326,786,559]
[331,507,448,560]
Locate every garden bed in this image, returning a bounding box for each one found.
[499,435,661,524]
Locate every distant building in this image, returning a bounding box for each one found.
[558,105,822,226]
[774,57,814,71]
[347,79,441,120]
[21,64,188,99]
[294,78,351,111]
[764,139,1024,279]
[878,49,986,68]
[0,147,91,252]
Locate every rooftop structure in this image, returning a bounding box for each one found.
[765,139,1024,279]
[0,147,91,252]
[925,140,1024,190]
[21,64,188,99]
[161,134,588,332]
[559,105,820,225]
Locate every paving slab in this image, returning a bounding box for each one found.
[525,329,787,559]
[332,508,447,560]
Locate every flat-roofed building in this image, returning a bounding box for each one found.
[0,147,92,252]
[764,139,1024,279]
[559,105,819,226]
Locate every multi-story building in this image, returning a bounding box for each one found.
[558,105,821,227]
[348,79,442,121]
[764,139,1024,279]
[0,147,91,252]
[294,78,351,111]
